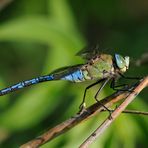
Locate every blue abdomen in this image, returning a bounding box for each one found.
[61,70,85,82]
[0,75,54,96]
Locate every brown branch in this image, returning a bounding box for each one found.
[118,109,148,115]
[0,0,13,10]
[135,52,148,66]
[80,76,148,148]
[20,76,148,148]
[102,109,148,116]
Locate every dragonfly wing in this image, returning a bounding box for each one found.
[76,44,100,60]
[76,45,114,60]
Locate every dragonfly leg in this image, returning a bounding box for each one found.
[111,78,127,90]
[94,78,112,116]
[119,73,141,80]
[79,79,105,111]
[110,78,133,92]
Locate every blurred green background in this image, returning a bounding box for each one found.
[0,0,148,148]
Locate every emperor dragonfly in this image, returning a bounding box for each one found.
[0,47,132,111]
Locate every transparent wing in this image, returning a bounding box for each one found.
[76,44,100,60]
[76,44,114,60]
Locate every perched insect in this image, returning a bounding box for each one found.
[0,47,134,111]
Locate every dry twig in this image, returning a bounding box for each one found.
[80,76,148,148]
[0,0,13,10]
[20,76,148,148]
[135,52,148,66]
[102,109,148,116]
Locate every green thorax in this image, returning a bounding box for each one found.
[82,54,114,80]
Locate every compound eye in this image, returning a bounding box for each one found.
[115,54,125,69]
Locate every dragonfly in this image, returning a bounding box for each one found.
[0,47,134,111]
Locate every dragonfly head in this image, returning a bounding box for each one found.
[115,54,130,72]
